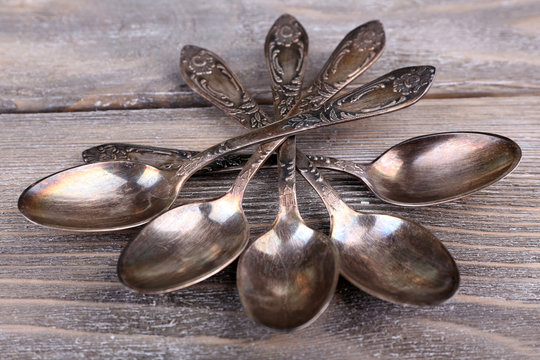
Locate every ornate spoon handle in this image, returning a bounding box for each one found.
[181,45,271,129]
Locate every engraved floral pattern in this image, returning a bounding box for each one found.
[189,50,216,75]
[393,67,435,95]
[352,27,383,51]
[274,23,302,47]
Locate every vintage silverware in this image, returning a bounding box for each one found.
[235,17,337,331]
[296,152,459,305]
[19,66,433,231]
[118,16,381,298]
[117,14,311,293]
[237,138,339,330]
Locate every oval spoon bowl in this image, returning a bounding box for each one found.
[365,132,522,206]
[18,161,177,231]
[237,215,338,330]
[118,193,249,293]
[332,210,459,305]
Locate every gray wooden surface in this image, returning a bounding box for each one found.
[1,1,539,359]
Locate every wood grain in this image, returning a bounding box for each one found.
[1,0,540,113]
[1,97,539,359]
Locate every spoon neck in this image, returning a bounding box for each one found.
[229,139,285,199]
[296,150,349,214]
[277,137,300,216]
[307,154,366,178]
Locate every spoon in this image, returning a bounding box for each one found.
[117,137,276,292]
[82,132,522,206]
[19,65,431,232]
[237,138,339,330]
[236,16,337,330]
[117,14,312,293]
[295,151,459,305]
[307,132,522,206]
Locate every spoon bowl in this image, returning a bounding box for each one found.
[237,212,338,330]
[332,207,459,305]
[118,193,249,293]
[362,132,522,205]
[18,161,177,231]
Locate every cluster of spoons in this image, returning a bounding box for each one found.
[18,15,521,331]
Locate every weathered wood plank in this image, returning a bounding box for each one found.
[0,97,539,358]
[1,0,540,113]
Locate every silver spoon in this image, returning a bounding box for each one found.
[236,15,337,330]
[82,132,522,206]
[237,138,339,330]
[307,132,522,206]
[295,151,459,305]
[19,66,432,232]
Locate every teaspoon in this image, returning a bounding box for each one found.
[296,151,460,305]
[19,66,432,231]
[82,132,522,206]
[235,16,337,330]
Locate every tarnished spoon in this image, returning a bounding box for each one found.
[307,132,522,206]
[296,151,459,305]
[118,139,274,292]
[18,66,434,232]
[118,13,311,293]
[235,16,337,330]
[82,132,521,206]
[237,138,339,330]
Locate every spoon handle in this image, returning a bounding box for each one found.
[267,15,307,214]
[296,151,349,213]
[296,20,384,113]
[178,66,435,177]
[81,143,368,177]
[277,137,300,215]
[180,45,271,128]
[229,14,309,198]
[81,143,253,173]
[266,14,308,118]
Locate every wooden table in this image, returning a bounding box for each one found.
[1,1,539,359]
